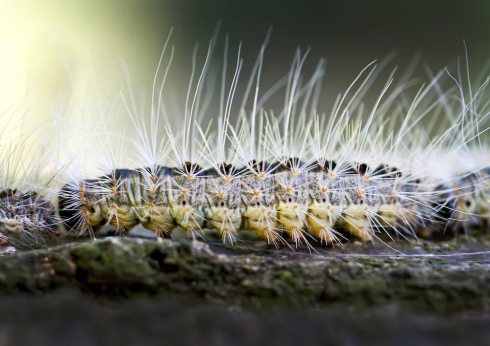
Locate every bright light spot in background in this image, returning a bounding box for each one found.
[0,0,173,109]
[0,0,175,179]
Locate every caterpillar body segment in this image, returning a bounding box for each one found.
[98,169,140,234]
[370,166,426,239]
[58,179,101,237]
[239,161,282,247]
[167,163,206,240]
[306,162,345,245]
[366,166,423,240]
[203,163,243,244]
[372,167,400,227]
[274,158,312,247]
[434,173,482,234]
[339,165,379,241]
[133,166,175,238]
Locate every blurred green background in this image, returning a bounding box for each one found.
[0,0,489,144]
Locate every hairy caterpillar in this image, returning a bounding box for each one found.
[0,95,61,249]
[36,30,490,252]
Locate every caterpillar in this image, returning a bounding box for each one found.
[43,30,490,252]
[0,94,61,249]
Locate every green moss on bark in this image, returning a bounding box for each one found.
[0,236,489,313]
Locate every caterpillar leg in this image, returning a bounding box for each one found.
[205,206,242,245]
[378,203,400,227]
[141,220,175,238]
[307,201,343,245]
[171,205,205,240]
[137,206,175,238]
[244,206,284,246]
[277,202,312,247]
[100,201,139,235]
[342,205,372,241]
[240,169,280,247]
